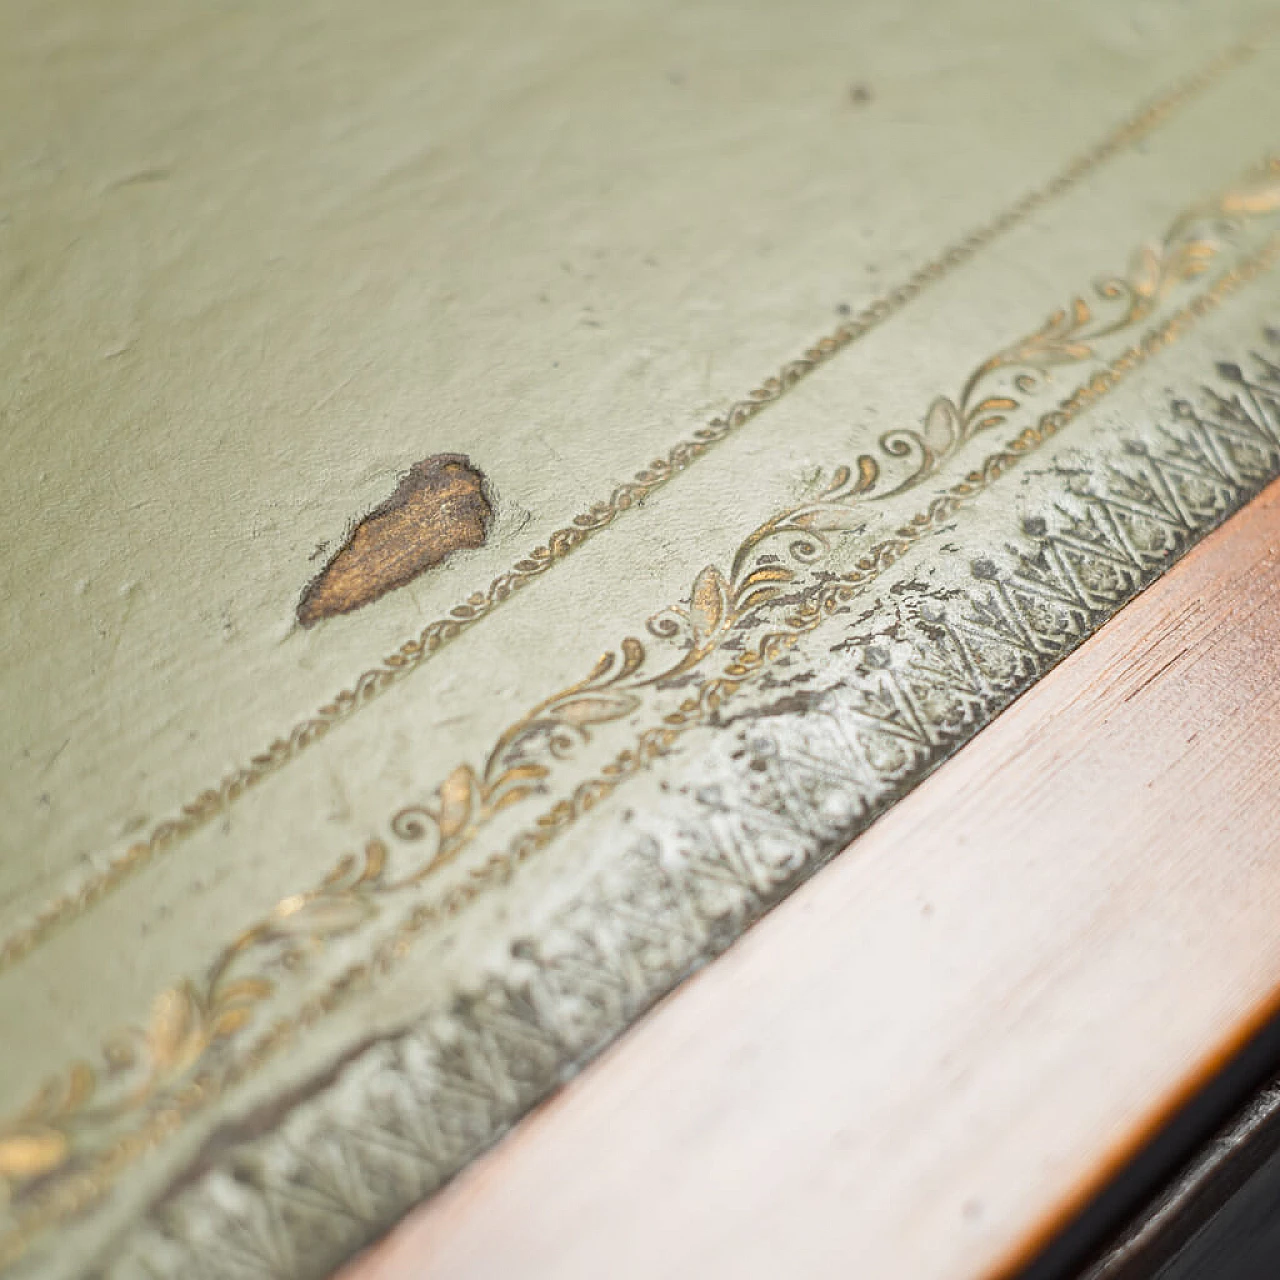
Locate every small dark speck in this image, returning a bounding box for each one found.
[309,541,330,562]
[848,83,873,105]
[963,1199,983,1221]
[836,302,851,317]
[666,69,686,86]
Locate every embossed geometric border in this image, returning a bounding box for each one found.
[98,339,1280,1280]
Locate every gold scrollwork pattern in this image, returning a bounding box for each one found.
[860,164,1280,493]
[1,35,1264,977]
[3,163,1280,1263]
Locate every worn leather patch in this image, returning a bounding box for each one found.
[297,455,491,627]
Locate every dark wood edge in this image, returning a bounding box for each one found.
[1010,1005,1280,1280]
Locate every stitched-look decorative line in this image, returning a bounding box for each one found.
[3,224,1277,1271]
[0,32,1264,976]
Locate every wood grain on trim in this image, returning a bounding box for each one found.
[340,478,1280,1280]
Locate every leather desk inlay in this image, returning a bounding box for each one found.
[3,1,1280,1275]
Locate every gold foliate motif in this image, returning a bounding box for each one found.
[4,160,1280,1258]
[860,163,1280,493]
[1,37,1260,976]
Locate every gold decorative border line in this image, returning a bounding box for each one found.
[3,181,1279,1267]
[0,32,1266,976]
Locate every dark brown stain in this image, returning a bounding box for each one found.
[297,454,492,627]
[718,686,830,728]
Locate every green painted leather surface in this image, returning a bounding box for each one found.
[2,1,1280,1275]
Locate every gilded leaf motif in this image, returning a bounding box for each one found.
[209,1008,253,1038]
[213,978,273,1007]
[0,1127,68,1180]
[269,893,375,938]
[549,693,640,729]
[1129,244,1164,299]
[146,982,207,1075]
[435,764,477,841]
[787,504,861,533]
[1221,174,1280,215]
[688,565,729,639]
[922,396,962,450]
